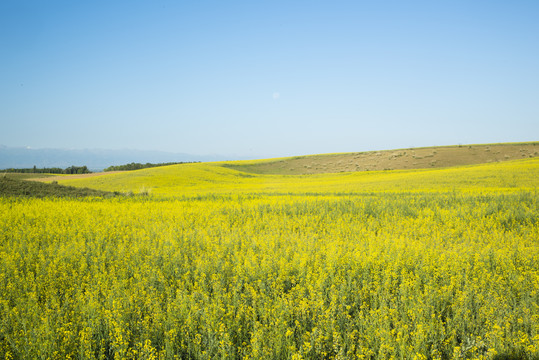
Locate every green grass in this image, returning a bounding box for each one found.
[0,176,120,198]
[0,172,58,180]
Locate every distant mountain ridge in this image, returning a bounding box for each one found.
[0,146,229,171]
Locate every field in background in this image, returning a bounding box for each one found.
[223,142,539,175]
[50,157,539,197]
[1,144,538,359]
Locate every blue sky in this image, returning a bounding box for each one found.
[1,1,538,158]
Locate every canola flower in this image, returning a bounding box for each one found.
[0,158,538,359]
[56,157,539,197]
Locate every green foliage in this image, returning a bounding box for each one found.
[1,173,56,180]
[0,176,118,198]
[1,165,91,174]
[63,165,91,174]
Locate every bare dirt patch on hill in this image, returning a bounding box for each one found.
[223,142,539,175]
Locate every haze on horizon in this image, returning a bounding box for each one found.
[1,1,538,159]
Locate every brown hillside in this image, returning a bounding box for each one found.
[223,142,538,175]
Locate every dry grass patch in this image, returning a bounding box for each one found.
[223,142,538,175]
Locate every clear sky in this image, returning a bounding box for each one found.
[1,0,538,158]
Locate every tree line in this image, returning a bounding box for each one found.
[1,165,91,174]
[2,162,201,174]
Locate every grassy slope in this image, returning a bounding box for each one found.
[54,157,539,197]
[0,173,58,180]
[223,142,539,175]
[0,176,119,198]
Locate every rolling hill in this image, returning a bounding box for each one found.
[33,142,538,197]
[222,142,538,175]
[2,142,539,359]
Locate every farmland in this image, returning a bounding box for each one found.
[1,149,538,359]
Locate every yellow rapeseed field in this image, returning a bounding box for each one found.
[1,158,538,359]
